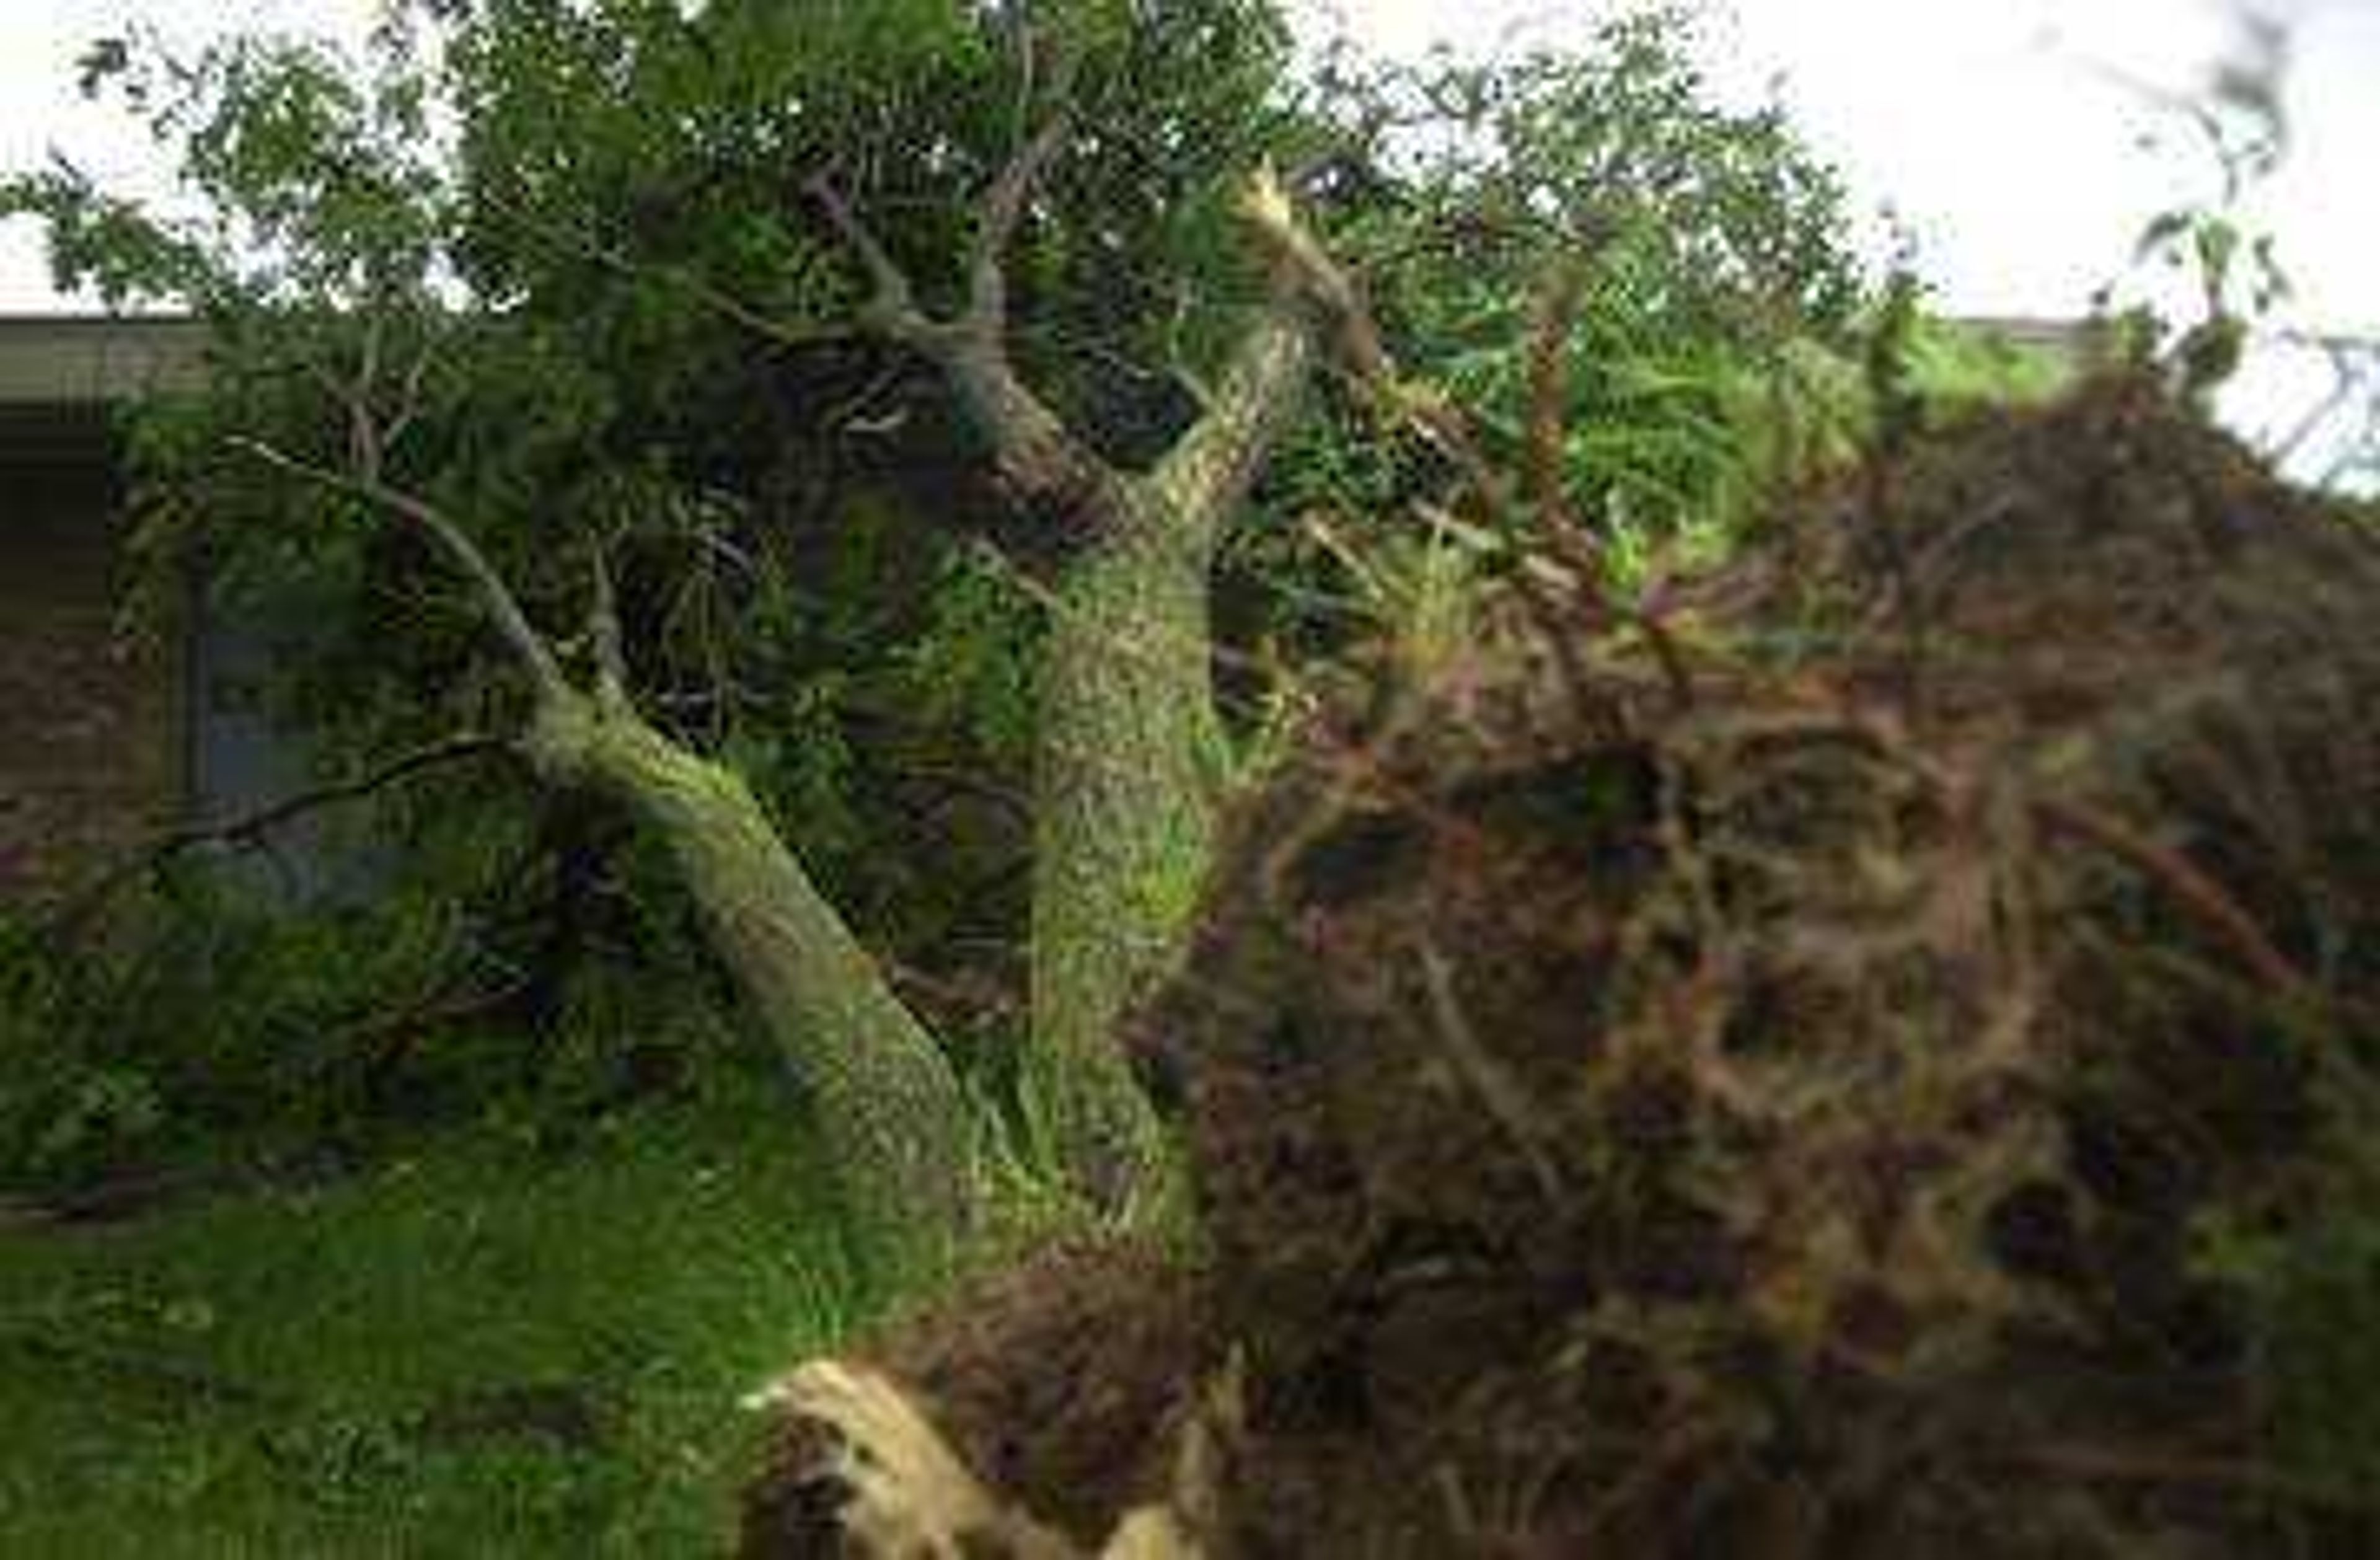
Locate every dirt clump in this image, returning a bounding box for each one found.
[744,377,2380,1556]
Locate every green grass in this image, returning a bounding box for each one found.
[0,1088,880,1557]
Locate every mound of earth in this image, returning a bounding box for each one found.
[743,376,2380,1557]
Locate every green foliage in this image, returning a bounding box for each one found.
[2195,1033,2380,1507]
[6,0,1882,1179]
[9,14,446,311]
[0,784,781,1188]
[896,552,1045,762]
[1726,286,2078,496]
[441,0,1294,444]
[2205,1205,2380,1501]
[1231,4,1870,665]
[2092,9,2293,410]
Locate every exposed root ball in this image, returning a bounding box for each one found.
[752,378,2380,1556]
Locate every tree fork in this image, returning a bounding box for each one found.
[816,121,1323,1208]
[1024,309,1316,1205]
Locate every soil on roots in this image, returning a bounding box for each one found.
[744,376,2380,1558]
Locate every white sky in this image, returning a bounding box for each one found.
[4,0,2376,467]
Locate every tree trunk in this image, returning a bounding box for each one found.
[799,157,1332,1213]
[526,689,974,1272]
[247,159,1357,1252]
[1025,506,1226,1206]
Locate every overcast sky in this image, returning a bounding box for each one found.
[4,0,2374,465]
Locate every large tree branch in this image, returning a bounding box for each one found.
[964,108,1071,335]
[499,205,852,353]
[1236,168,1394,383]
[1235,167,1504,504]
[234,437,568,704]
[803,174,945,350]
[1150,303,1311,532]
[807,117,1127,534]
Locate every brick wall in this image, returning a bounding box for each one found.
[0,431,184,903]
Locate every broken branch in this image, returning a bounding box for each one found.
[1235,165,1504,506]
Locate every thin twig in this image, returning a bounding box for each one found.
[2008,1442,2379,1516]
[0,1324,293,1410]
[1417,938,1568,1203]
[345,973,540,1099]
[381,331,439,456]
[514,206,837,353]
[45,736,510,943]
[1525,257,1588,535]
[1635,600,1697,713]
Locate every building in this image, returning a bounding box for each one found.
[0,315,211,899]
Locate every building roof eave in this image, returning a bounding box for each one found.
[0,314,208,407]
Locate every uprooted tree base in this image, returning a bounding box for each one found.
[743,377,2380,1557]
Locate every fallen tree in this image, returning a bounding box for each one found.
[742,372,2380,1555]
[5,6,1869,1264]
[5,0,1336,1266]
[218,125,1334,1266]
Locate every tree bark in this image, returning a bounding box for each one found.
[242,442,977,1274]
[525,688,974,1270]
[1023,315,1313,1205]
[1023,509,1222,1205]
[814,146,1325,1209]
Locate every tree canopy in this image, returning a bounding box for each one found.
[2,0,1874,1266]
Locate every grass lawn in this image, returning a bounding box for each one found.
[0,1090,878,1557]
